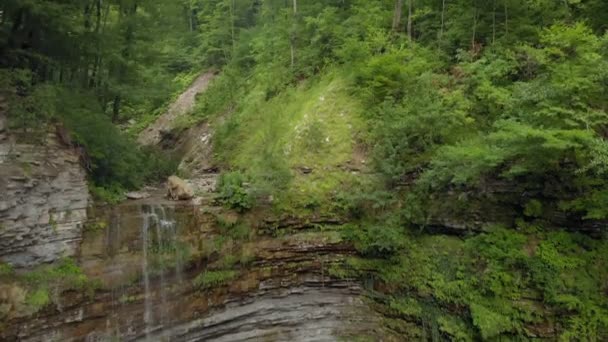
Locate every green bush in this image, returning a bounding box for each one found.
[344,223,406,258]
[217,171,254,212]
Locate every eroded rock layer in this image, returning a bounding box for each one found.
[2,202,391,341]
[0,113,89,268]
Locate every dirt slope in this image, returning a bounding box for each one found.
[137,71,215,146]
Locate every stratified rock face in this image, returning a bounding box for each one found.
[1,202,393,342]
[0,115,89,268]
[145,283,382,342]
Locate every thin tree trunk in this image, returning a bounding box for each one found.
[407,0,413,41]
[84,0,92,30]
[112,96,121,122]
[492,0,496,44]
[7,8,25,48]
[439,0,446,40]
[90,0,102,88]
[291,0,297,69]
[230,0,235,49]
[504,0,508,37]
[471,5,478,50]
[112,0,137,122]
[392,0,403,32]
[96,0,110,91]
[82,0,94,87]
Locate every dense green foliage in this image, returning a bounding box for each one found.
[176,0,608,340]
[337,228,608,340]
[0,0,194,198]
[2,0,608,339]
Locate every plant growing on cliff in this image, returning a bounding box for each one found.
[192,270,238,290]
[0,263,13,277]
[217,171,254,212]
[16,258,100,313]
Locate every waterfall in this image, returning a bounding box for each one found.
[140,204,180,340]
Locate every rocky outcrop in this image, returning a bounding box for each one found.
[1,201,394,341]
[0,111,89,268]
[144,283,382,342]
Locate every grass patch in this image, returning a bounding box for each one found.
[212,71,366,213]
[192,270,238,290]
[0,258,100,315]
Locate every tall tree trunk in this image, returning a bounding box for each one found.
[492,0,496,44]
[90,0,102,88]
[84,0,92,30]
[7,8,25,49]
[112,95,121,123]
[189,6,194,32]
[82,0,94,87]
[291,0,297,69]
[112,0,137,122]
[95,0,111,92]
[439,0,446,40]
[407,0,413,41]
[392,0,403,32]
[504,0,509,37]
[230,0,235,50]
[472,12,477,51]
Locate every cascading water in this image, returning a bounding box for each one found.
[93,204,183,341]
[141,211,152,339]
[139,205,181,340]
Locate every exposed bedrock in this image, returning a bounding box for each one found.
[0,114,89,268]
[2,202,392,341]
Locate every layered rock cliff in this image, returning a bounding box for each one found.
[1,201,394,341]
[0,107,89,268]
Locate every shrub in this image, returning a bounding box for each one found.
[217,171,254,212]
[344,223,406,258]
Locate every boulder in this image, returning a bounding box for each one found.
[167,175,194,200]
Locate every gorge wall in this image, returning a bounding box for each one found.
[0,105,89,269]
[1,202,393,341]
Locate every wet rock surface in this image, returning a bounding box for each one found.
[2,201,392,341]
[143,283,381,342]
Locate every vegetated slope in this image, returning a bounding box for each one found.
[211,72,368,214]
[181,1,608,340]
